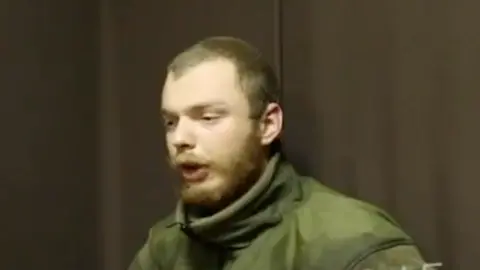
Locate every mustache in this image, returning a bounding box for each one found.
[170,153,209,167]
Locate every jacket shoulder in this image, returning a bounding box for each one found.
[290,178,416,269]
[295,178,409,239]
[148,213,178,243]
[147,213,186,259]
[129,213,183,270]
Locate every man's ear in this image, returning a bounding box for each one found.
[259,103,283,146]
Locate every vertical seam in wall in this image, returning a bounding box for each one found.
[273,0,284,105]
[99,0,123,269]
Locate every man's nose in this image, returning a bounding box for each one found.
[171,118,195,150]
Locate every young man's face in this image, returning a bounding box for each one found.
[161,59,269,209]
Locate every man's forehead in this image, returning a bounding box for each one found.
[161,60,249,113]
[165,59,238,87]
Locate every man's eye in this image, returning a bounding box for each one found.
[163,119,176,128]
[201,115,220,122]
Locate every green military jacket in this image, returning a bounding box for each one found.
[129,154,426,270]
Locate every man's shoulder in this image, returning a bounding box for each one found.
[292,177,412,245]
[147,213,181,244]
[128,214,181,270]
[285,178,421,268]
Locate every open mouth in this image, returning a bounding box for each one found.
[179,163,209,182]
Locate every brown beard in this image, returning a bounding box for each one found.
[169,127,266,213]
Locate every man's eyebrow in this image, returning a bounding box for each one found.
[189,101,228,111]
[161,101,228,115]
[160,108,174,116]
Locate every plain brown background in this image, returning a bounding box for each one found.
[2,0,479,269]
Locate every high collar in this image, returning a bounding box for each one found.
[170,153,303,250]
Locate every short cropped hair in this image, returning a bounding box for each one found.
[167,36,280,119]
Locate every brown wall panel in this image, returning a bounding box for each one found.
[282,1,480,269]
[1,0,99,269]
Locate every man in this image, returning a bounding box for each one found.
[129,37,428,270]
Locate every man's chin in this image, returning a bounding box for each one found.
[181,182,219,204]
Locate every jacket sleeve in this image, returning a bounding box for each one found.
[350,245,441,270]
